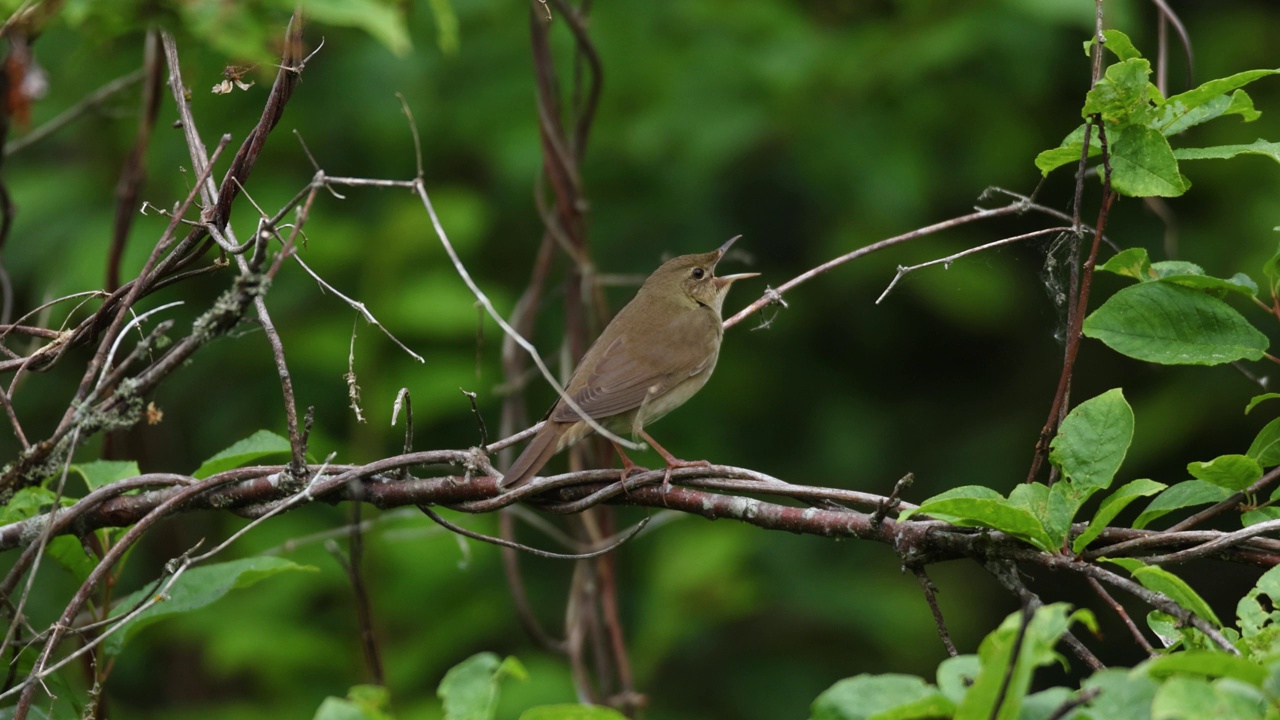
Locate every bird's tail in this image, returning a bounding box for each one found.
[501,424,563,489]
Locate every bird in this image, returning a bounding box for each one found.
[501,236,758,491]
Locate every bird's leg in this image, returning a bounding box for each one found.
[610,442,649,495]
[638,429,710,495]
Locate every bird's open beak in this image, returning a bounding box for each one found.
[712,236,756,288]
[715,234,743,260]
[713,271,760,289]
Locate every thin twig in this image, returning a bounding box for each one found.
[340,496,383,684]
[419,506,649,560]
[1150,0,1194,88]
[912,567,957,656]
[877,228,1072,304]
[106,32,164,293]
[1046,688,1101,720]
[1165,465,1280,532]
[873,473,913,525]
[289,250,424,363]
[985,559,1105,671]
[5,69,147,157]
[1086,576,1155,656]
[412,179,642,452]
[723,195,1088,330]
[346,319,366,423]
[1140,516,1280,566]
[500,511,568,653]
[1026,119,1115,484]
[990,603,1036,720]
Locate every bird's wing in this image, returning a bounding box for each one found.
[551,308,718,423]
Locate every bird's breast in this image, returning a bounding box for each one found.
[634,346,720,428]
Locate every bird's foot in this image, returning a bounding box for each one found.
[659,458,711,497]
[637,429,714,504]
[612,444,649,496]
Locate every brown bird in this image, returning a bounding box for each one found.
[501,237,758,490]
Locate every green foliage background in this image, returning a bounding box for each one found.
[4,0,1280,717]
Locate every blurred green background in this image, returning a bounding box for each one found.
[4,0,1280,717]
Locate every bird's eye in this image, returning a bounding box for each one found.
[691,267,705,280]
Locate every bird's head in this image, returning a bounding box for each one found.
[647,235,759,314]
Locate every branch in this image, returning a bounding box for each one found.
[876,227,1072,304]
[722,190,1105,330]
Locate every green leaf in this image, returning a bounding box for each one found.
[1141,651,1267,686]
[1238,566,1280,639]
[0,703,64,719]
[1135,480,1232,529]
[1035,143,1088,176]
[44,536,96,582]
[175,0,276,64]
[193,430,293,479]
[439,653,527,720]
[1157,69,1280,134]
[1050,388,1134,492]
[1084,29,1144,62]
[1006,482,1048,515]
[1223,89,1263,122]
[810,675,947,720]
[1019,688,1076,720]
[294,0,412,56]
[3,477,94,593]
[936,655,981,704]
[1120,260,1259,298]
[313,685,393,720]
[1247,417,1280,467]
[1103,558,1221,626]
[1043,482,1080,551]
[1242,507,1280,528]
[1082,668,1160,720]
[1264,236,1280,299]
[1265,662,1280,707]
[1151,259,1207,277]
[923,485,1004,501]
[1035,124,1100,176]
[1148,610,1186,650]
[1187,455,1263,491]
[0,486,60,525]
[1175,139,1280,165]
[910,497,1054,552]
[1006,483,1073,552]
[426,0,460,55]
[518,706,629,720]
[1107,124,1189,197]
[1082,58,1155,124]
[1099,247,1155,281]
[1073,478,1166,553]
[1159,271,1259,299]
[1163,89,1262,136]
[955,604,1086,720]
[1240,576,1280,665]
[312,698,369,720]
[1246,394,1280,415]
[1151,676,1268,720]
[1083,281,1268,365]
[870,694,956,720]
[0,489,97,580]
[105,557,316,655]
[897,485,1002,521]
[71,460,141,491]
